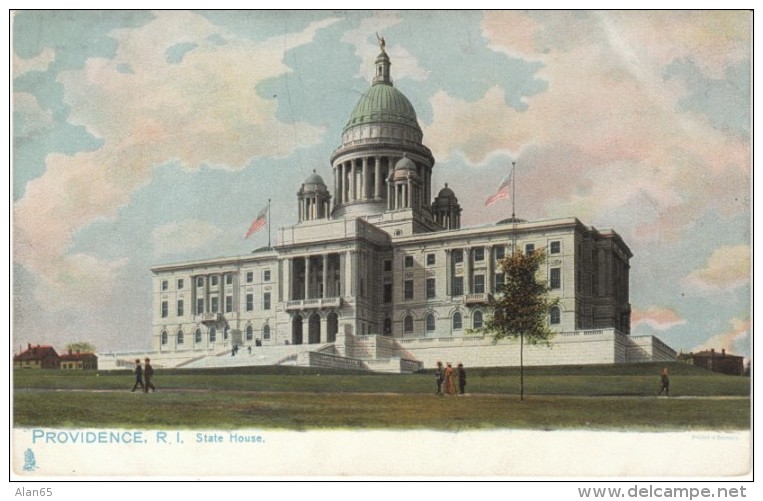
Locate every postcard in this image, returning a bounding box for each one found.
[10,10,752,481]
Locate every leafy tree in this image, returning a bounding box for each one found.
[65,341,96,353]
[477,248,558,400]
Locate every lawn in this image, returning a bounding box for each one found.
[13,362,750,431]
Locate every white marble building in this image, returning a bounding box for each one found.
[146,47,675,371]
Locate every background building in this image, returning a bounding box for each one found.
[14,344,61,370]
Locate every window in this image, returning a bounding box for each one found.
[404,280,414,300]
[177,330,184,344]
[474,274,485,294]
[453,250,463,263]
[452,276,464,296]
[495,273,505,293]
[263,324,271,340]
[211,296,219,313]
[209,327,216,343]
[473,310,483,329]
[474,247,485,261]
[161,331,168,345]
[383,260,392,272]
[405,255,414,268]
[161,301,168,318]
[525,244,535,255]
[426,253,436,266]
[550,268,561,289]
[426,313,436,332]
[246,325,253,341]
[246,271,253,283]
[263,292,271,310]
[403,315,414,333]
[426,278,436,299]
[495,246,505,260]
[383,283,393,303]
[550,306,561,325]
[161,280,168,291]
[550,241,561,254]
[246,293,254,311]
[211,276,219,286]
[177,299,184,317]
[453,312,463,330]
[224,327,229,340]
[225,295,233,313]
[196,298,204,315]
[177,279,184,290]
[225,274,233,285]
[263,270,271,282]
[195,329,202,343]
[197,277,204,287]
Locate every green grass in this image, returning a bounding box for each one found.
[13,362,750,431]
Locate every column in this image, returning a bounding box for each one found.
[320,316,328,343]
[486,245,494,293]
[322,254,328,299]
[304,256,311,300]
[387,179,392,209]
[407,178,413,208]
[339,163,346,204]
[334,164,340,207]
[350,160,357,201]
[444,250,451,298]
[374,156,381,199]
[464,247,471,295]
[343,251,353,298]
[362,157,369,200]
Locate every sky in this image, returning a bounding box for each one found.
[11,10,751,359]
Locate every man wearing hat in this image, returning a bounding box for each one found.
[131,359,144,392]
[144,357,156,393]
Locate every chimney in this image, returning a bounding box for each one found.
[69,349,73,355]
[27,343,31,351]
[722,349,726,356]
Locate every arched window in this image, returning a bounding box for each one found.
[453,312,463,330]
[403,315,414,333]
[209,327,216,343]
[161,330,168,345]
[246,325,253,341]
[177,330,184,345]
[263,324,271,340]
[473,310,483,329]
[195,328,202,343]
[550,306,561,325]
[426,313,436,332]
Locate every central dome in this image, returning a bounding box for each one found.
[344,83,421,132]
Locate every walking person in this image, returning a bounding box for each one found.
[457,363,467,395]
[658,367,670,396]
[131,359,144,392]
[144,357,156,393]
[435,361,444,396]
[444,362,456,396]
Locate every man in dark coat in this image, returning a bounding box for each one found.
[435,361,444,396]
[144,357,156,393]
[131,359,144,392]
[457,363,467,395]
[658,367,670,396]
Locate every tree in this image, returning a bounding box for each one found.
[65,341,96,353]
[477,248,558,400]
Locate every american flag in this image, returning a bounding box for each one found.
[244,205,268,239]
[484,172,512,206]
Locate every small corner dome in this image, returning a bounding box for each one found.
[393,155,418,180]
[437,183,456,199]
[303,170,326,186]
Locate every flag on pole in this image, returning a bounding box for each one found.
[485,172,512,206]
[245,205,268,239]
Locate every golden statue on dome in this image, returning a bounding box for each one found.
[376,32,386,52]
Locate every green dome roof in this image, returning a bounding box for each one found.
[344,83,421,132]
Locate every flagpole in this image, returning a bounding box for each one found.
[267,199,271,249]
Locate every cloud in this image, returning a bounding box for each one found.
[14,92,54,137]
[631,306,687,331]
[152,220,223,257]
[13,47,55,76]
[341,12,430,83]
[683,245,751,292]
[14,11,339,304]
[691,318,750,356]
[423,11,750,245]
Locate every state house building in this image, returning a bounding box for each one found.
[146,46,675,372]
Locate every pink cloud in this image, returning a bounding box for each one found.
[691,318,750,355]
[683,245,751,292]
[631,306,687,331]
